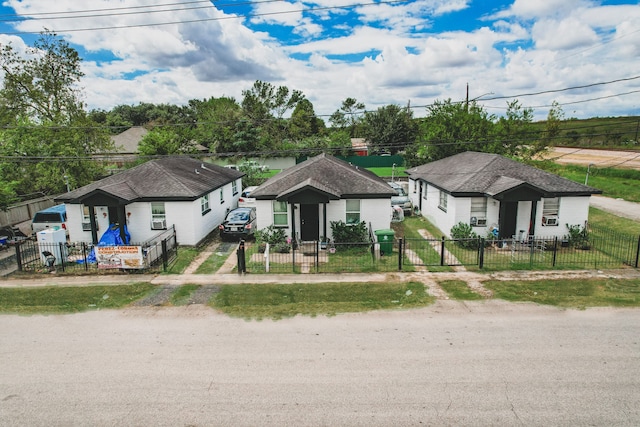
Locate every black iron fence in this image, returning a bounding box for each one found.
[239,240,401,274]
[403,227,640,271]
[11,226,178,274]
[236,225,639,274]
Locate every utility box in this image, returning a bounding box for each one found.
[374,229,395,255]
[37,228,67,266]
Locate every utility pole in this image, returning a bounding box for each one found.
[585,163,594,185]
[465,83,469,112]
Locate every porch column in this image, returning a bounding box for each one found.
[529,201,537,236]
[323,203,327,240]
[117,205,127,243]
[290,203,296,242]
[89,205,98,244]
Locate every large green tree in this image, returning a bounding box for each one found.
[329,97,365,138]
[240,80,306,151]
[492,100,537,157]
[411,99,494,165]
[138,126,196,156]
[289,99,324,140]
[362,104,417,154]
[190,96,242,154]
[0,32,112,207]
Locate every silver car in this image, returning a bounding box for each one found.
[388,182,413,216]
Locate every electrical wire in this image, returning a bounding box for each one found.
[0,0,412,35]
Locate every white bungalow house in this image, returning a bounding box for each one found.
[250,153,395,242]
[56,156,244,246]
[406,151,602,239]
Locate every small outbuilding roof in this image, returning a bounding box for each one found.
[57,156,244,204]
[405,151,601,197]
[250,153,395,200]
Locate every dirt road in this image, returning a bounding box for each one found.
[1,303,639,426]
[543,147,640,169]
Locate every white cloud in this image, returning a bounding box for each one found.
[532,17,599,50]
[250,1,304,27]
[492,0,593,20]
[0,0,637,121]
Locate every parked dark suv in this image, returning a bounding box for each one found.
[219,207,257,241]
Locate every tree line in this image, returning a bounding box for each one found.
[0,32,562,209]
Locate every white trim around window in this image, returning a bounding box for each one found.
[201,194,211,215]
[438,190,447,212]
[273,200,288,227]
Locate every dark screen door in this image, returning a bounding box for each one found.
[300,204,319,240]
[499,201,518,238]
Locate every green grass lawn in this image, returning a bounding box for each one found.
[211,281,434,320]
[367,166,406,178]
[169,284,202,306]
[484,278,640,309]
[438,280,484,300]
[194,244,235,274]
[164,247,199,274]
[533,161,640,202]
[0,283,155,314]
[589,207,640,235]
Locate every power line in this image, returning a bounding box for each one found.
[0,0,411,35]
[479,76,640,102]
[482,90,640,110]
[0,1,211,19]
[0,3,216,23]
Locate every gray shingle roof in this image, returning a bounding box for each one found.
[110,127,148,153]
[250,153,395,199]
[57,156,244,203]
[405,151,601,196]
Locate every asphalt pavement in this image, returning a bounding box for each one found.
[590,195,640,221]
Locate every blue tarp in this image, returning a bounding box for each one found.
[86,224,131,263]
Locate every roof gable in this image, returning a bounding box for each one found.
[57,157,244,204]
[251,153,395,200]
[406,151,601,197]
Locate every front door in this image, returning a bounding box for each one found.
[108,206,119,225]
[499,201,518,238]
[300,204,319,241]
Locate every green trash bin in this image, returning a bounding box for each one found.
[374,229,395,255]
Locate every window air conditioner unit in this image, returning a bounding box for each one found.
[151,219,167,230]
[470,217,487,226]
[82,222,92,231]
[542,216,558,226]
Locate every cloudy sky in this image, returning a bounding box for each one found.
[0,0,638,121]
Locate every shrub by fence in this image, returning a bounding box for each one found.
[238,226,639,273]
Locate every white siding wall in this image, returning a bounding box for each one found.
[415,189,593,239]
[535,196,591,239]
[65,180,242,246]
[362,198,392,233]
[515,201,532,239]
[255,198,391,241]
[418,184,458,236]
